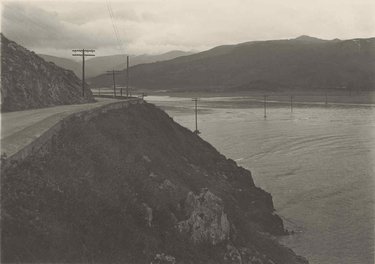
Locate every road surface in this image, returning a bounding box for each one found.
[1,98,129,157]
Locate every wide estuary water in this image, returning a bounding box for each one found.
[147,95,375,264]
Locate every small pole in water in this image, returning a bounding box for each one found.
[264,95,267,118]
[291,95,293,112]
[325,92,328,106]
[192,98,200,134]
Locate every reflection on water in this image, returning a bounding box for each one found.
[147,95,375,264]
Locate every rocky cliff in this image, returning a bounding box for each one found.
[1,34,94,112]
[1,102,308,263]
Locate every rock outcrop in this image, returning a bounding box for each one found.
[1,102,308,263]
[1,34,94,112]
[177,189,230,245]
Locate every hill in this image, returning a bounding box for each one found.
[89,36,375,93]
[86,50,194,77]
[40,50,194,78]
[1,102,308,264]
[1,35,94,112]
[38,54,82,77]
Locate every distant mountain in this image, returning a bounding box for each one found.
[89,36,375,92]
[85,50,195,77]
[293,35,327,43]
[39,54,82,77]
[39,50,194,78]
[1,34,94,112]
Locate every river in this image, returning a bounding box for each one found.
[147,95,375,264]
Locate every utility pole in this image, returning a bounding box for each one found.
[192,98,200,134]
[106,70,121,98]
[72,49,95,97]
[264,95,267,118]
[325,92,328,106]
[290,95,293,112]
[126,55,130,98]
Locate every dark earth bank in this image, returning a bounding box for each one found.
[1,102,308,264]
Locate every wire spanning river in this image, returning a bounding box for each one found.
[147,95,375,264]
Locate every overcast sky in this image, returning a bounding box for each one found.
[1,0,375,57]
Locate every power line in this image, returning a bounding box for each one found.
[105,0,131,98]
[105,0,125,56]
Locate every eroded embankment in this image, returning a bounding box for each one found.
[1,102,308,264]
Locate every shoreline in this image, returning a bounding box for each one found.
[91,87,375,105]
[145,94,375,108]
[150,91,375,105]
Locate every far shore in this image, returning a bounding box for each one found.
[91,88,375,105]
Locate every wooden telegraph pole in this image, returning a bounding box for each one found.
[126,56,130,98]
[325,92,328,106]
[290,95,293,112]
[264,95,267,118]
[106,70,122,98]
[72,49,95,97]
[192,98,200,134]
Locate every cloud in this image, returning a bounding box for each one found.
[2,2,118,51]
[2,0,375,57]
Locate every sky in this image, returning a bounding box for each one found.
[1,0,375,58]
